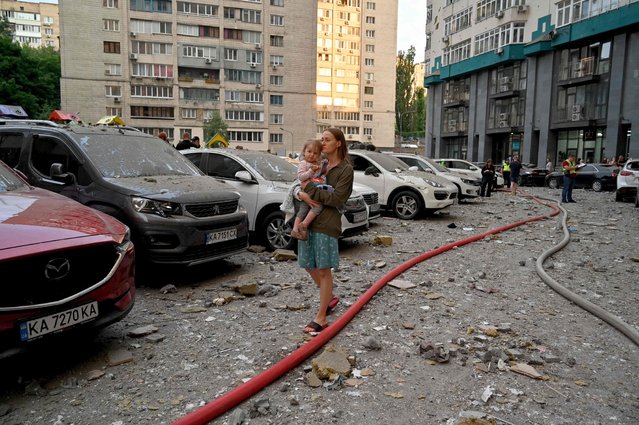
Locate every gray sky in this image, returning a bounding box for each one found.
[23,0,425,62]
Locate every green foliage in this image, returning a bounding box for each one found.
[395,46,428,140]
[0,35,60,119]
[0,17,12,37]
[203,110,228,142]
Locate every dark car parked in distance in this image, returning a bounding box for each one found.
[0,120,249,266]
[517,164,549,187]
[0,160,135,359]
[545,163,618,192]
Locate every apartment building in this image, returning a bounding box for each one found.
[58,0,397,154]
[0,0,60,49]
[424,0,639,166]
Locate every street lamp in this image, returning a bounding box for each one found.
[280,127,294,157]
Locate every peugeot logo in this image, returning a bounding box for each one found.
[212,204,220,215]
[45,258,71,280]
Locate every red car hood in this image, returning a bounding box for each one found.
[0,187,126,251]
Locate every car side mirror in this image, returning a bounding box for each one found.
[235,170,254,183]
[408,166,419,171]
[50,163,76,185]
[364,166,379,177]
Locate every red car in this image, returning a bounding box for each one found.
[0,161,135,359]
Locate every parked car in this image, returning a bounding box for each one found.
[0,160,135,359]
[438,158,505,187]
[515,164,549,187]
[615,158,639,202]
[348,150,457,220]
[181,149,374,250]
[392,153,481,200]
[545,163,618,192]
[0,120,249,266]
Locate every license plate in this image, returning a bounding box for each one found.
[353,211,367,223]
[19,301,99,342]
[206,228,237,244]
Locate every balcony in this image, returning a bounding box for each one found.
[490,76,521,99]
[558,57,600,87]
[442,120,468,135]
[443,94,469,108]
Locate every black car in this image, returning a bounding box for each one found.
[0,120,249,266]
[545,163,618,192]
[518,164,549,187]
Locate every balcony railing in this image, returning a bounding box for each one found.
[443,120,468,133]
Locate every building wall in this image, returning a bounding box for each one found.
[58,0,398,155]
[424,0,639,166]
[0,0,60,50]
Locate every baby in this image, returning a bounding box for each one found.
[290,140,333,240]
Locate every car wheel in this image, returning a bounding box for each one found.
[615,190,623,202]
[548,178,559,189]
[591,179,603,192]
[262,211,295,251]
[391,190,421,220]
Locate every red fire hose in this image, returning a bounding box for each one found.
[172,197,561,425]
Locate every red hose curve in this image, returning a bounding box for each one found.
[172,197,561,425]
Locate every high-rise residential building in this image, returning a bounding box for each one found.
[58,0,398,154]
[424,0,639,166]
[0,0,60,50]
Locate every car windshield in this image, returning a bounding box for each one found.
[421,157,449,172]
[0,162,28,192]
[364,152,410,172]
[234,152,297,182]
[77,133,203,178]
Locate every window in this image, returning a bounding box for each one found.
[132,41,173,55]
[130,19,172,35]
[364,87,374,95]
[103,41,120,54]
[364,100,373,108]
[103,19,119,31]
[270,75,283,85]
[223,7,237,19]
[130,106,175,119]
[242,9,262,24]
[247,51,263,65]
[474,22,525,55]
[270,15,284,26]
[225,91,241,102]
[270,114,283,124]
[366,2,376,10]
[182,108,197,119]
[225,110,264,121]
[243,31,262,44]
[225,48,238,61]
[366,16,375,24]
[476,0,497,22]
[246,92,263,103]
[365,44,375,53]
[365,30,375,38]
[270,0,284,6]
[106,107,122,116]
[177,24,199,36]
[103,0,118,8]
[180,88,220,101]
[176,2,218,16]
[365,58,374,66]
[183,45,217,59]
[131,63,174,78]
[270,35,284,47]
[270,133,283,143]
[105,63,121,76]
[363,114,373,121]
[270,95,284,105]
[224,69,262,84]
[444,7,472,36]
[270,55,284,66]
[131,85,173,98]
[105,86,122,97]
[363,128,373,135]
[364,72,374,81]
[130,0,172,13]
[229,131,263,143]
[443,39,471,65]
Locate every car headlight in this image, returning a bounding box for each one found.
[422,178,443,188]
[461,178,475,184]
[116,227,133,254]
[132,196,181,217]
[344,195,366,210]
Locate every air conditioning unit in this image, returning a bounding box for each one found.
[250,62,256,68]
[105,70,111,76]
[349,49,354,53]
[498,113,509,120]
[344,21,349,26]
[496,10,504,18]
[348,134,353,139]
[448,126,457,133]
[498,120,508,128]
[255,43,261,50]
[448,119,457,126]
[500,76,512,84]
[571,113,582,121]
[572,104,583,113]
[324,32,330,36]
[130,32,137,37]
[256,83,262,89]
[367,135,372,140]
[323,47,328,51]
[205,58,212,64]
[272,65,278,70]
[337,48,342,52]
[517,5,529,13]
[130,53,138,60]
[496,47,504,54]
[113,96,121,103]
[442,36,449,44]
[320,17,325,21]
[365,79,372,84]
[203,73,209,78]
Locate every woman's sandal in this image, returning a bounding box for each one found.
[326,296,339,315]
[303,321,328,334]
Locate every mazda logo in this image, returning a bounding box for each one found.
[45,258,71,280]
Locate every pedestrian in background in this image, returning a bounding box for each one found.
[545,157,554,173]
[176,132,193,150]
[480,159,495,197]
[158,131,169,144]
[501,159,511,188]
[191,136,201,149]
[296,127,353,334]
[510,154,522,196]
[561,153,578,203]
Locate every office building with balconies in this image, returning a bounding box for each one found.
[58,0,397,154]
[424,0,639,166]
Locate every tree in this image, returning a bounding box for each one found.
[395,46,416,140]
[203,110,228,144]
[414,87,426,138]
[0,34,60,119]
[0,17,12,37]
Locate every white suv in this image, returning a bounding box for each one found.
[615,159,639,202]
[437,158,504,187]
[393,153,481,200]
[349,150,457,220]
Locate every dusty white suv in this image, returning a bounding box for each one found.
[348,150,457,220]
[615,159,639,202]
